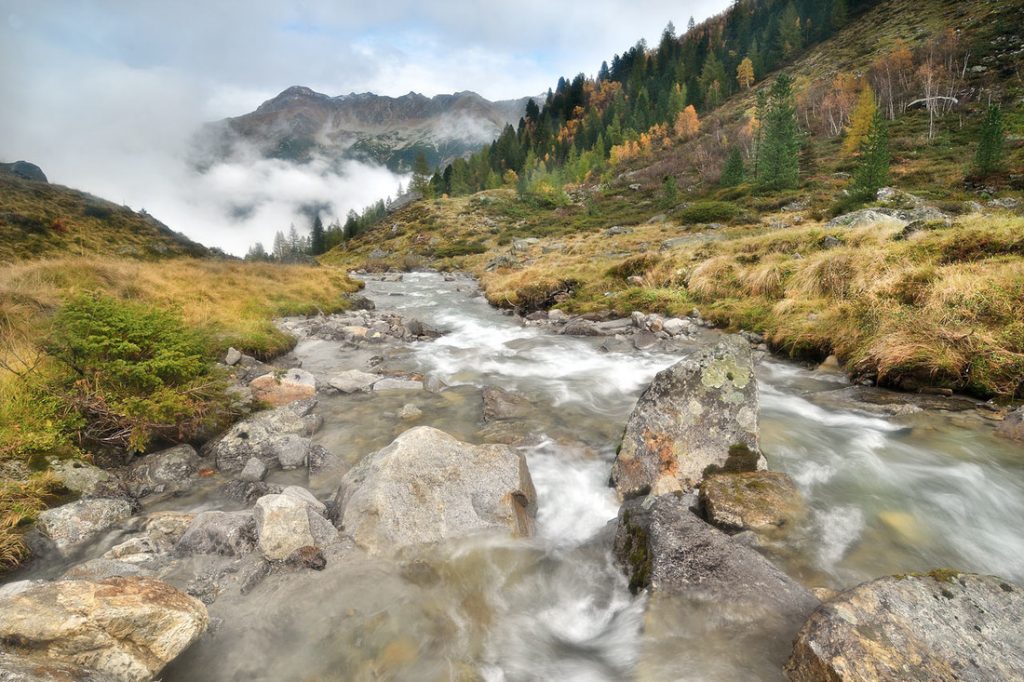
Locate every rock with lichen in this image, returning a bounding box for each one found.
[699,471,806,535]
[610,335,764,498]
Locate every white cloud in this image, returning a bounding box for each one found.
[0,0,729,254]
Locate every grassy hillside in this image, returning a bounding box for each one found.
[0,172,214,262]
[322,0,1024,401]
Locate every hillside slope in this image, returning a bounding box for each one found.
[0,171,215,262]
[322,0,1024,400]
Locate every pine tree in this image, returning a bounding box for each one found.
[737,57,755,90]
[758,74,801,192]
[721,148,746,186]
[777,2,803,59]
[662,175,678,207]
[843,85,877,156]
[973,104,1006,176]
[687,16,696,32]
[310,215,325,255]
[831,0,849,30]
[849,109,889,200]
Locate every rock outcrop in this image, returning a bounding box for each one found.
[336,426,537,555]
[610,335,763,498]
[0,577,208,682]
[786,572,1024,681]
[699,471,806,534]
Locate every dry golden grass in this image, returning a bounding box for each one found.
[0,256,359,359]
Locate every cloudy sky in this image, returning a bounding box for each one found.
[0,0,728,255]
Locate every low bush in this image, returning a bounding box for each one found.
[678,201,740,224]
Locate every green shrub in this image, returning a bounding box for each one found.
[679,201,740,224]
[46,294,228,452]
[433,240,488,258]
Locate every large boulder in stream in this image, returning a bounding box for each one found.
[786,572,1024,681]
[614,494,818,616]
[996,407,1024,441]
[254,487,337,561]
[124,444,201,498]
[0,577,208,682]
[335,426,537,555]
[35,499,132,554]
[248,367,316,406]
[610,335,763,498]
[699,471,807,535]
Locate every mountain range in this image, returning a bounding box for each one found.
[194,86,537,172]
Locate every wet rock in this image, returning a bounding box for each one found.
[632,330,658,350]
[996,407,1024,441]
[699,471,806,534]
[63,558,153,581]
[614,494,818,616]
[205,401,321,473]
[248,368,317,407]
[610,335,763,498]
[285,545,327,570]
[254,491,337,561]
[47,459,128,501]
[424,374,447,393]
[561,319,601,336]
[372,378,423,392]
[0,577,208,682]
[224,347,242,366]
[547,309,568,322]
[176,511,256,557]
[36,499,132,554]
[662,318,690,336]
[344,293,375,310]
[239,457,267,482]
[481,386,534,422]
[124,444,200,498]
[218,480,283,504]
[336,426,537,555]
[273,433,311,470]
[786,572,1024,681]
[328,369,381,393]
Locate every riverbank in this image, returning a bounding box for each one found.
[321,189,1024,401]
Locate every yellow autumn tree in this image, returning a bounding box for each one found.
[674,105,700,140]
[737,57,755,89]
[843,84,877,155]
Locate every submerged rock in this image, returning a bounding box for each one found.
[176,510,256,557]
[481,386,534,422]
[0,577,208,682]
[699,471,806,535]
[335,426,537,555]
[786,572,1024,681]
[35,499,132,554]
[610,335,763,498]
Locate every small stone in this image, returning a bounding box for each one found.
[399,404,423,420]
[240,457,268,482]
[225,347,242,366]
[328,369,381,393]
[286,545,327,570]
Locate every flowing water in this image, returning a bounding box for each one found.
[41,272,1024,680]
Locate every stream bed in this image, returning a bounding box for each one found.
[35,272,1024,681]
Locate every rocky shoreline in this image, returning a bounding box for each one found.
[1,273,1021,681]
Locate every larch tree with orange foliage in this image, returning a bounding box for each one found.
[674,105,700,140]
[737,57,755,90]
[843,85,877,155]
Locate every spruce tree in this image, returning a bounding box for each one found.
[757,75,801,192]
[662,175,678,207]
[973,105,1005,176]
[721,148,746,187]
[310,215,325,255]
[849,110,889,200]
